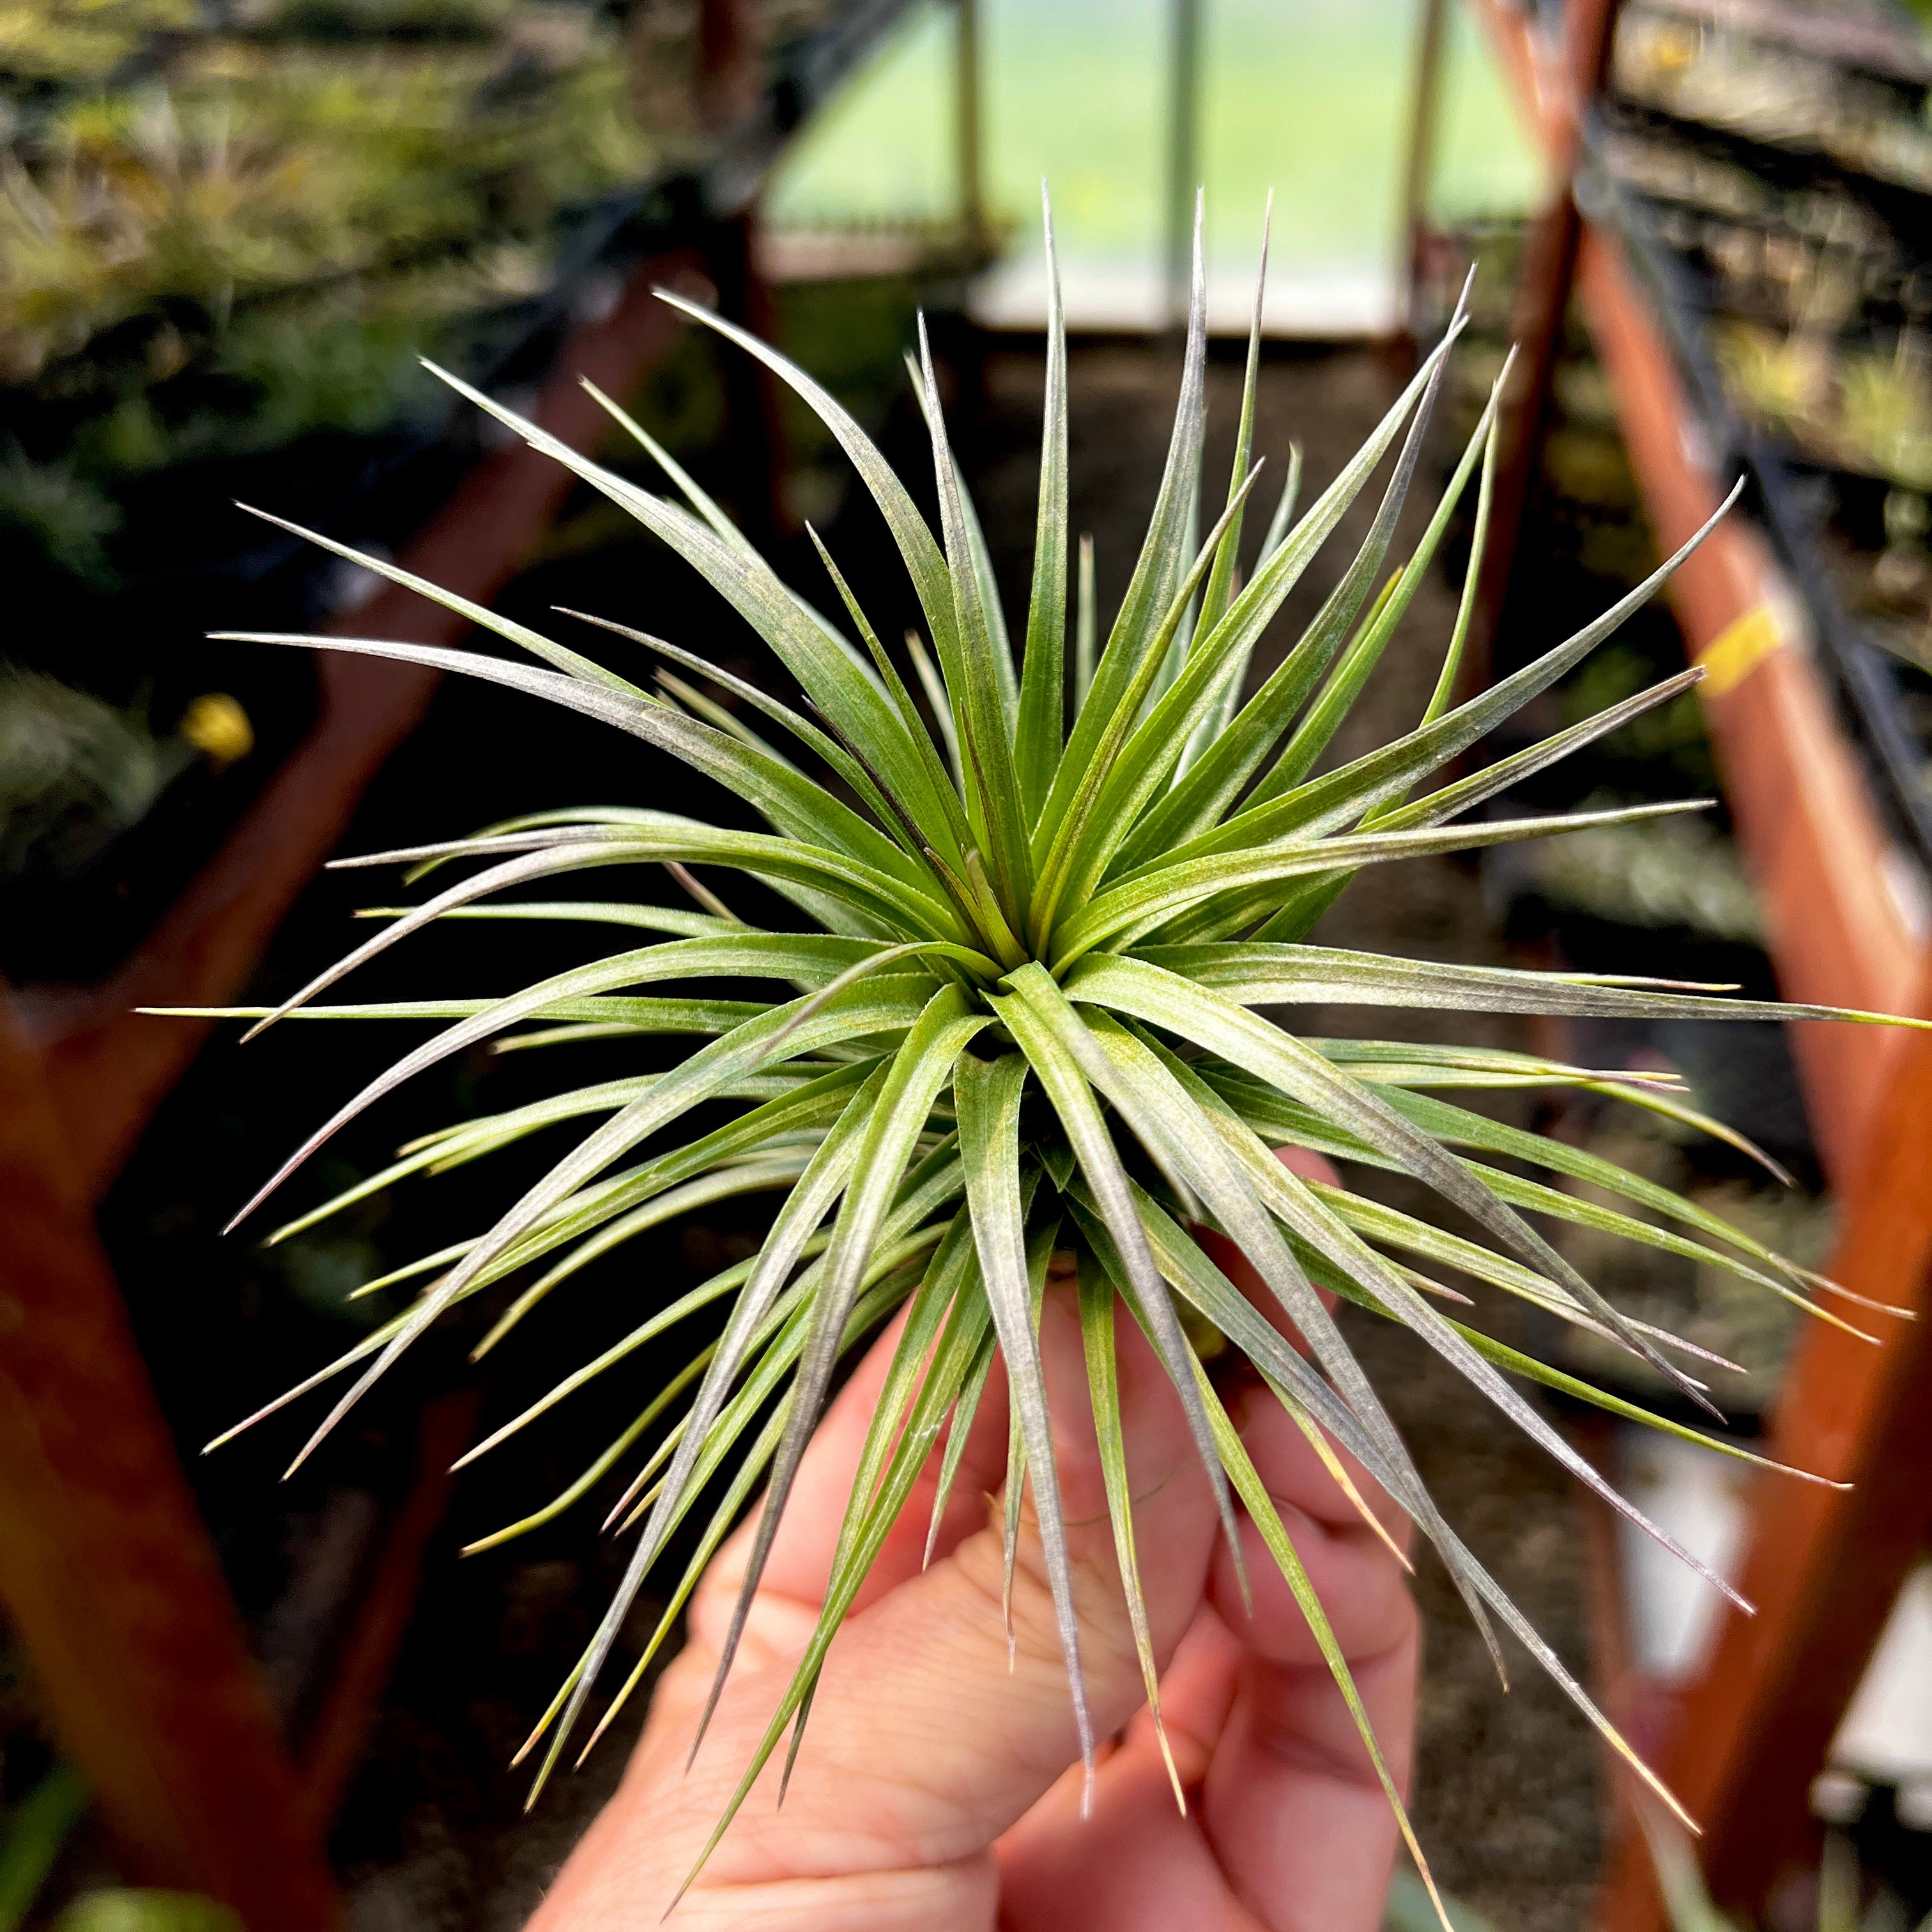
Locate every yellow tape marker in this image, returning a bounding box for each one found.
[1695,602,1784,698]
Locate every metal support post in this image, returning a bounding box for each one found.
[1397,0,1450,336]
[1165,0,1204,331]
[956,0,985,249]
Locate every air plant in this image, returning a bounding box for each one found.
[166,197,1924,1911]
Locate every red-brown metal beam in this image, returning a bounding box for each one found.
[0,1000,341,1929]
[1397,0,1451,334]
[1577,196,1931,1932]
[1577,165,1932,1932]
[295,1392,479,1837]
[1595,995,1932,1931]
[1453,9,1932,1926]
[1572,232,1922,1182]
[1462,0,1621,684]
[1465,0,1924,1181]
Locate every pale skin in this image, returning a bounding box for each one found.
[528,1150,1420,1931]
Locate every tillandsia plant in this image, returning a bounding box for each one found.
[166,194,1924,1911]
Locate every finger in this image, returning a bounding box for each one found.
[691,1303,1017,1680]
[995,1607,1249,1932]
[1230,1375,1410,1545]
[670,1307,916,1682]
[1199,1383,1420,1932]
[1200,1624,1419,1932]
[748,1304,913,1600]
[538,1289,1223,1926]
[1121,1597,1241,1777]
[1273,1146,1341,1188]
[1208,1386,1416,1671]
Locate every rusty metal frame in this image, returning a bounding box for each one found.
[1446,5,1932,1924]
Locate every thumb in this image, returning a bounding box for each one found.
[534,1288,1222,1928]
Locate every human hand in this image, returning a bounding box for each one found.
[528,1153,1419,1931]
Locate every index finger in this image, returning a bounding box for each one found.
[698,1296,1013,1629]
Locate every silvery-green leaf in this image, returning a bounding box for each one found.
[1059,799,1712,965]
[915,319,1033,919]
[1039,198,1207,831]
[1015,186,1070,820]
[1062,1010,1501,1660]
[996,968,1246,1585]
[1137,939,1932,1031]
[957,1052,1096,1788]
[1066,955,1721,1413]
[1259,355,1506,799]
[1114,298,1468,871]
[680,990,987,1759]
[1070,1250,1182,1805]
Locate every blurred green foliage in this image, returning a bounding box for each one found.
[1,0,663,581]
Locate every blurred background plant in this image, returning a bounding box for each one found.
[0,0,659,587]
[1644,1812,1932,1932]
